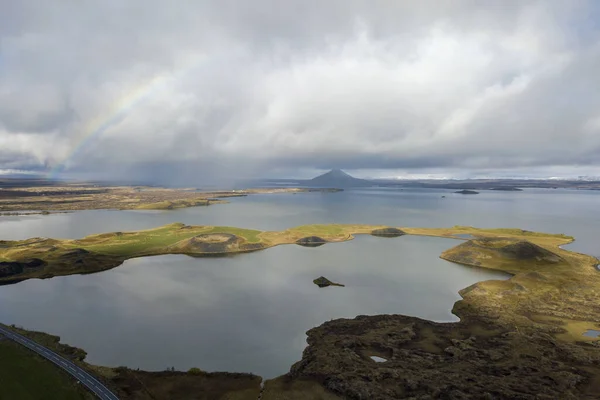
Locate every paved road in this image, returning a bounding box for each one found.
[0,325,119,400]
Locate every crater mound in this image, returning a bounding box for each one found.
[441,237,564,271]
[172,234,265,254]
[474,238,563,263]
[296,236,327,247]
[371,227,406,237]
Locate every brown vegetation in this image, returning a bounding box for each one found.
[0,183,340,212]
[3,225,600,398]
[286,234,600,399]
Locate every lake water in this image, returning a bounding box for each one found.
[0,187,598,378]
[0,235,509,377]
[0,187,597,256]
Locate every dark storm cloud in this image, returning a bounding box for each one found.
[0,0,599,179]
[0,151,47,171]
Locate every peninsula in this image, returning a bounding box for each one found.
[0,180,341,212]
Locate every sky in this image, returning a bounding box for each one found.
[1,0,600,182]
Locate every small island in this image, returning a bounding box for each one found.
[490,187,523,191]
[455,189,479,195]
[313,276,345,288]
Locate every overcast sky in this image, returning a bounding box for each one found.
[1,1,599,182]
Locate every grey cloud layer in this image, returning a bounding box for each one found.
[0,0,599,179]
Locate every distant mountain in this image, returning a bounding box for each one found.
[308,169,372,188]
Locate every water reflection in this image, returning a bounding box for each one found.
[0,188,597,377]
[0,235,509,378]
[0,188,598,257]
[583,330,600,338]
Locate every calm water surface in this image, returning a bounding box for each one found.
[0,188,597,377]
[0,235,508,378]
[0,187,597,256]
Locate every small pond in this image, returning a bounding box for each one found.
[453,234,476,239]
[583,330,600,338]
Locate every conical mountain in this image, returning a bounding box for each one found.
[309,169,372,188]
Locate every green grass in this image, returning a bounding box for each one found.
[1,223,585,285]
[287,224,347,236]
[67,224,201,256]
[452,226,573,240]
[66,224,264,256]
[0,340,93,400]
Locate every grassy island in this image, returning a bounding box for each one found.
[1,222,575,284]
[2,223,600,398]
[0,223,387,283]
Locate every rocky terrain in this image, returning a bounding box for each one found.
[289,314,600,399]
[2,225,600,398]
[313,276,345,288]
[284,234,600,399]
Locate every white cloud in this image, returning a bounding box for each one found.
[0,0,599,180]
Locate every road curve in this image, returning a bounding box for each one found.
[0,325,119,400]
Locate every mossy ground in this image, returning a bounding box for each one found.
[71,224,264,257]
[1,223,599,398]
[0,223,583,284]
[111,368,261,400]
[262,376,343,399]
[0,339,93,400]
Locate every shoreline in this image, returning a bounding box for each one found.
[0,223,576,284]
[0,185,342,212]
[2,224,600,398]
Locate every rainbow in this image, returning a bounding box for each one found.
[48,57,205,179]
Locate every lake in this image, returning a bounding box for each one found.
[0,187,597,378]
[0,187,597,256]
